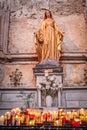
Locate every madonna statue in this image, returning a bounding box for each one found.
[34,10,63,63]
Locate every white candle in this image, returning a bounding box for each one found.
[45,70,49,77]
[7,112,11,119]
[38,89,41,107]
[59,83,62,88]
[11,115,15,126]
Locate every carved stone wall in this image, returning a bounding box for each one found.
[63,63,86,87]
[7,0,87,88]
[8,0,87,54]
[2,64,36,88]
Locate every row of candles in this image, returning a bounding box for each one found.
[0,107,87,126]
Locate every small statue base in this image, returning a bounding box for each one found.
[33,59,63,74]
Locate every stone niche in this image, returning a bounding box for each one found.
[33,59,63,108]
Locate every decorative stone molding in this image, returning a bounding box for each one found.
[0,52,86,64]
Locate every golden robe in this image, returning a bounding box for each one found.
[34,18,63,62]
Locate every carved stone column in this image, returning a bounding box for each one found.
[0,0,10,53]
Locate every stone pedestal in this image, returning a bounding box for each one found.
[33,59,63,108]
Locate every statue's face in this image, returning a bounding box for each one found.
[45,11,51,18]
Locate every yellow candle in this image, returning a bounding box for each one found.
[54,119,62,126]
[15,115,20,126]
[0,115,4,125]
[20,114,25,125]
[29,119,35,126]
